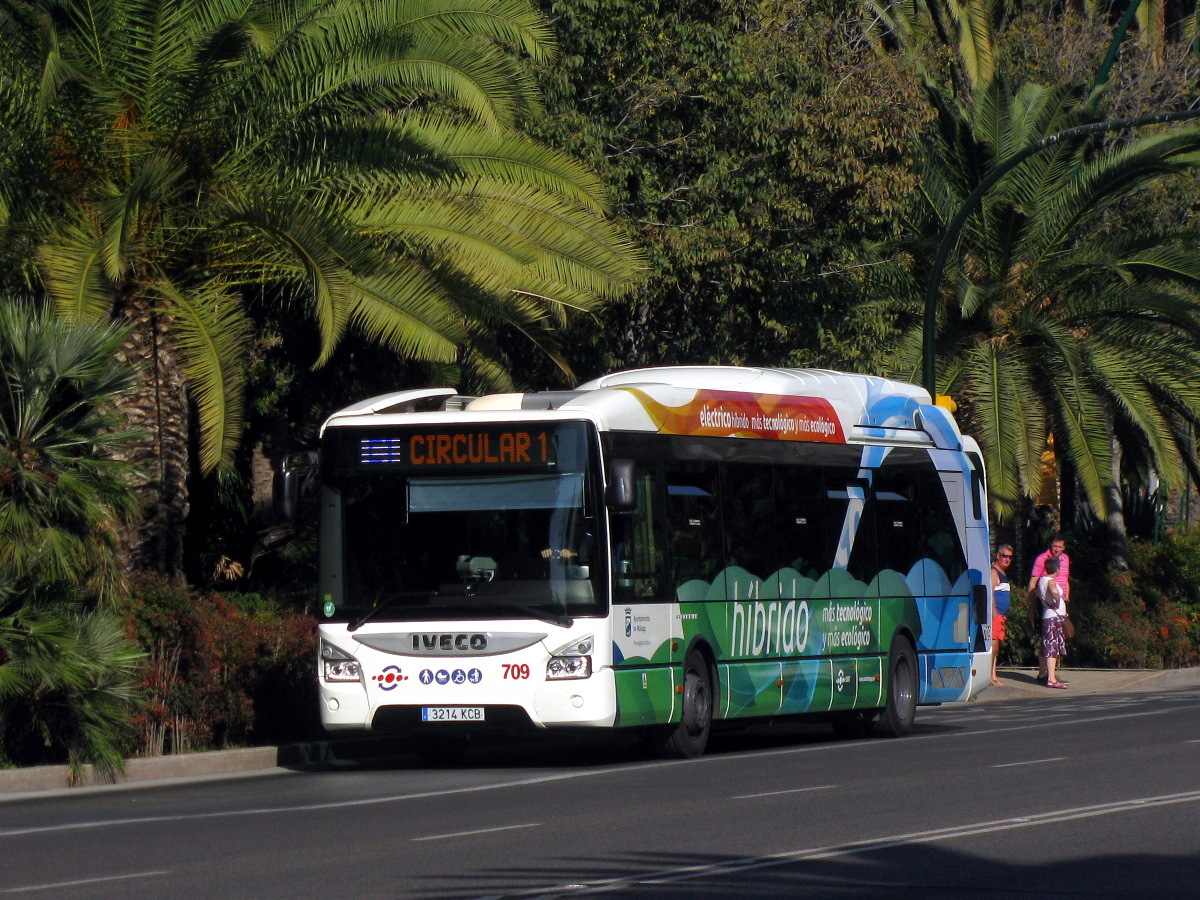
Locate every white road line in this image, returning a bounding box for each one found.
[733,784,837,799]
[2,870,169,894]
[413,822,540,842]
[3,700,1198,838]
[991,756,1066,768]
[486,789,1200,899]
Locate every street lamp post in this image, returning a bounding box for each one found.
[921,105,1200,398]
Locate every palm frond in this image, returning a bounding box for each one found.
[152,277,250,473]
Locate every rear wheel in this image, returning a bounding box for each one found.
[878,636,917,737]
[653,649,714,759]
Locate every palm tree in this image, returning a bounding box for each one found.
[0,588,145,783]
[0,0,641,575]
[0,302,144,781]
[862,0,1001,92]
[866,77,1200,544]
[0,301,139,601]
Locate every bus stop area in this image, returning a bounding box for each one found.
[979,665,1200,702]
[2,665,1197,800]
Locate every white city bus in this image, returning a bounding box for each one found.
[306,366,992,760]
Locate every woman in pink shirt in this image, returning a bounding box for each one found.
[1028,535,1069,685]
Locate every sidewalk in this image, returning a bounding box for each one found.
[981,665,1200,702]
[3,666,1198,799]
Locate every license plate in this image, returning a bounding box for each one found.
[421,707,484,722]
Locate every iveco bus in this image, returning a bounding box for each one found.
[303,367,993,759]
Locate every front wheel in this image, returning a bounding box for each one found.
[878,636,917,738]
[653,649,714,759]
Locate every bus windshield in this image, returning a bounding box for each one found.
[324,421,605,623]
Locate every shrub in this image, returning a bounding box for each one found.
[0,589,144,782]
[115,577,318,755]
[1070,570,1155,668]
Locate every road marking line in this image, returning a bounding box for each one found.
[733,784,837,799]
[2,870,169,894]
[486,789,1200,898]
[3,699,1198,838]
[413,823,540,842]
[991,757,1066,768]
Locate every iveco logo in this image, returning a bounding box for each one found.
[413,633,488,652]
[354,632,547,657]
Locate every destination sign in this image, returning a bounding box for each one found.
[323,421,590,476]
[363,429,553,467]
[350,429,573,472]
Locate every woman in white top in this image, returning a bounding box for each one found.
[1039,556,1067,688]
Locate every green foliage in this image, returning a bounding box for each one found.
[0,589,145,782]
[0,301,139,600]
[864,71,1200,521]
[529,0,926,376]
[0,301,145,778]
[862,0,1004,93]
[1001,531,1200,670]
[0,0,640,476]
[115,577,318,753]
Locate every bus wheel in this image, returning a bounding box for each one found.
[831,709,877,740]
[653,650,713,759]
[878,637,917,737]
[411,731,469,767]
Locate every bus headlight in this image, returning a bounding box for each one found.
[321,640,363,683]
[547,636,593,680]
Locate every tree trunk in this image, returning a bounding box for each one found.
[621,293,652,368]
[112,297,191,578]
[1106,436,1128,570]
[1059,453,1076,534]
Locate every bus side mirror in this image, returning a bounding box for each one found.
[272,451,319,521]
[606,458,637,512]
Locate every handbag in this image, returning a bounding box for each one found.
[1063,616,1076,640]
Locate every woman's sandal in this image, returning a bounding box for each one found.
[989,679,1002,687]
[1047,680,1068,689]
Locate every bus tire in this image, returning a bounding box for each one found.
[653,649,714,759]
[878,636,917,738]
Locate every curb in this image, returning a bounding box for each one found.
[0,735,412,800]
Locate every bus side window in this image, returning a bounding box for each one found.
[873,466,921,577]
[665,461,723,593]
[611,463,664,601]
[775,465,827,579]
[722,464,777,580]
[917,468,968,588]
[821,468,877,592]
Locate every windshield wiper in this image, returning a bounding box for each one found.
[504,603,573,629]
[347,592,434,632]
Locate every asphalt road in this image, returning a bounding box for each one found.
[2,686,1199,899]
